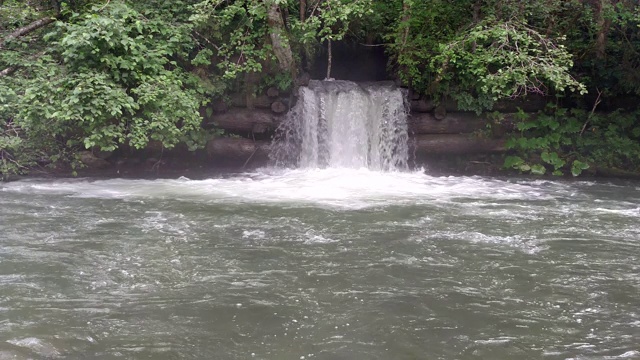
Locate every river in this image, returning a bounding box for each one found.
[1,169,639,359]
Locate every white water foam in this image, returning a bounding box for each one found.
[2,169,565,209]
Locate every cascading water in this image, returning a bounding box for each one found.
[271,80,409,170]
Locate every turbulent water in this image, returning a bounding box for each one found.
[271,80,409,170]
[1,170,640,359]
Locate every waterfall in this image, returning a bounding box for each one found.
[271,80,409,170]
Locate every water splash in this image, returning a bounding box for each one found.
[271,80,409,170]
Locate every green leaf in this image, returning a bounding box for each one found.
[530,164,547,175]
[571,160,590,177]
[504,155,524,169]
[516,121,538,131]
[519,164,531,172]
[541,151,551,163]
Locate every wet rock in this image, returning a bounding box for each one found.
[78,151,110,169]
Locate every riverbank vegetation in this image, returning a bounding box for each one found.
[1,0,639,179]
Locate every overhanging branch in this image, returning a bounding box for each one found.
[0,16,58,50]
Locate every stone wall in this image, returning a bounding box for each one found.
[79,83,550,176]
[201,86,551,169]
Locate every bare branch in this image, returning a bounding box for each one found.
[0,50,47,78]
[97,0,111,12]
[193,30,221,51]
[580,89,602,136]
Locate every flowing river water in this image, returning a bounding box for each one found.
[1,169,640,359]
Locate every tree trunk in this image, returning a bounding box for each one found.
[473,0,482,23]
[326,38,332,79]
[410,99,436,113]
[206,109,281,134]
[411,134,506,155]
[0,16,57,50]
[300,0,307,21]
[252,95,274,109]
[401,0,410,47]
[396,0,412,87]
[266,1,296,74]
[594,0,613,59]
[206,109,516,136]
[206,138,270,166]
[408,113,488,134]
[595,166,640,179]
[205,135,505,166]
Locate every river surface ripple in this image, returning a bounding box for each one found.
[1,169,639,359]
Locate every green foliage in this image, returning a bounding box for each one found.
[562,0,640,97]
[430,19,586,113]
[386,0,639,110]
[1,0,212,178]
[386,0,472,91]
[190,0,273,81]
[0,57,44,179]
[2,0,640,179]
[2,0,385,178]
[0,120,28,180]
[189,0,375,86]
[575,110,640,171]
[259,72,293,92]
[295,0,372,44]
[53,0,207,150]
[505,108,585,176]
[286,0,374,78]
[505,107,640,176]
[571,160,590,177]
